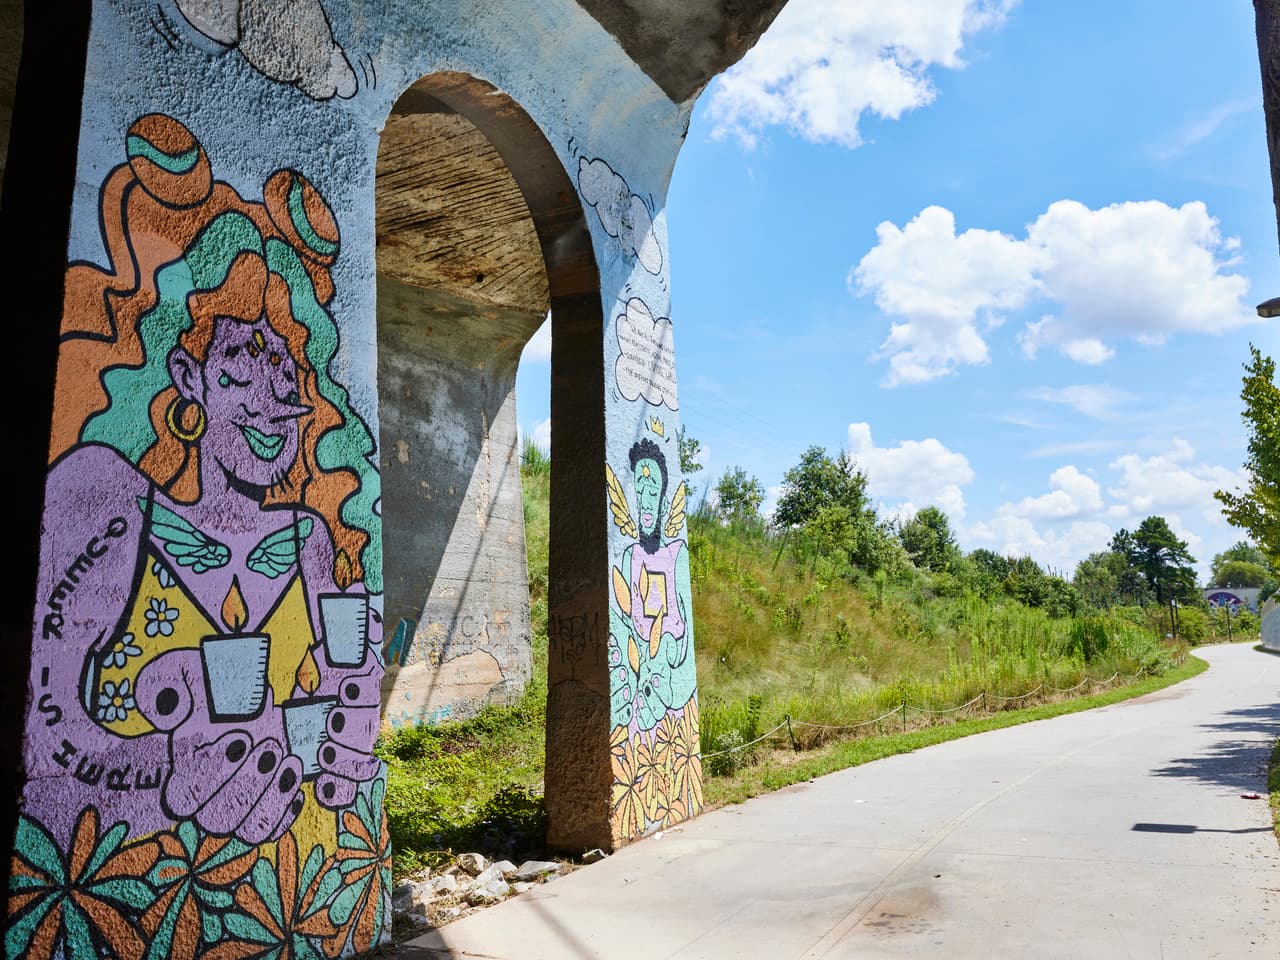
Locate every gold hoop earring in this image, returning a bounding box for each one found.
[166,397,206,443]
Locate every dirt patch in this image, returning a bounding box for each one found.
[856,883,943,938]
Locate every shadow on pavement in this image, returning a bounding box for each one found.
[1133,822,1273,835]
[1149,705,1280,794]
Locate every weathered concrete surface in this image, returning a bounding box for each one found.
[407,643,1280,958]
[378,276,540,726]
[574,0,788,102]
[1263,600,1280,652]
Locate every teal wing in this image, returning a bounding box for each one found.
[140,497,231,574]
[247,518,314,579]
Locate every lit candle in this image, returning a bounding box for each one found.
[199,576,270,721]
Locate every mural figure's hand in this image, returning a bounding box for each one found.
[313,655,382,809]
[135,650,304,843]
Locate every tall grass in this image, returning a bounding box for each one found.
[689,512,1180,759]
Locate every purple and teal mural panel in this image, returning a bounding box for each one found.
[9,0,709,953]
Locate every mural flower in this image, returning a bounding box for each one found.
[610,725,647,841]
[203,831,338,960]
[673,698,704,819]
[103,633,143,669]
[6,808,159,960]
[325,781,391,956]
[631,731,670,824]
[648,701,703,829]
[98,678,137,722]
[140,821,258,960]
[144,597,179,637]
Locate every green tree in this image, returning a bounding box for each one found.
[676,425,705,500]
[1212,540,1269,572]
[1215,346,1280,567]
[1073,550,1151,609]
[772,446,871,529]
[676,425,704,477]
[714,466,764,523]
[1211,560,1273,588]
[1111,517,1197,604]
[899,506,960,572]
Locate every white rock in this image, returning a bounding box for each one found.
[466,878,511,905]
[456,853,488,876]
[471,861,516,886]
[431,873,459,897]
[511,881,536,894]
[581,848,608,864]
[513,860,561,882]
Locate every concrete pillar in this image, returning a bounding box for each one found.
[377,277,538,726]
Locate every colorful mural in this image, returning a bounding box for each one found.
[605,437,703,843]
[10,114,389,958]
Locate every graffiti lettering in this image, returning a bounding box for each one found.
[549,611,600,671]
[106,764,133,791]
[52,738,77,768]
[134,766,163,791]
[41,516,127,637]
[37,693,62,727]
[74,756,104,786]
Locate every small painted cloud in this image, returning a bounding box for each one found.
[847,421,974,518]
[577,158,663,274]
[853,199,1258,385]
[614,299,678,410]
[175,0,358,100]
[707,0,1019,149]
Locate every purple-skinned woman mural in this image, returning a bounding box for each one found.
[8,115,390,959]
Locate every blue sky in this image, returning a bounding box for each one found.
[519,0,1280,580]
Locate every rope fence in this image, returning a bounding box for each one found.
[701,663,1163,763]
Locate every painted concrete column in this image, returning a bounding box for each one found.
[4,0,785,953]
[545,164,702,852]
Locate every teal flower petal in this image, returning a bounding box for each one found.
[4,892,57,959]
[14,815,66,882]
[251,858,285,925]
[178,820,199,857]
[223,910,274,945]
[87,876,154,906]
[292,933,322,960]
[201,909,222,944]
[327,880,363,926]
[299,845,324,897]
[63,897,98,960]
[81,822,129,882]
[312,865,341,907]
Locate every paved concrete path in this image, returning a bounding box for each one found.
[405,644,1280,959]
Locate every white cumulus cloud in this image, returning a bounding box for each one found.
[706,0,1017,148]
[853,206,1041,384]
[854,199,1257,385]
[847,422,974,518]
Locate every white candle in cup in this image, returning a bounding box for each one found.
[319,593,368,666]
[202,576,270,720]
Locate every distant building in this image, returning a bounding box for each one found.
[1203,588,1261,612]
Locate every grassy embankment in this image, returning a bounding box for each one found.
[377,461,1198,876]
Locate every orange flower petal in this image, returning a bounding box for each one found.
[98,838,159,880]
[68,808,99,882]
[234,883,283,939]
[71,891,146,960]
